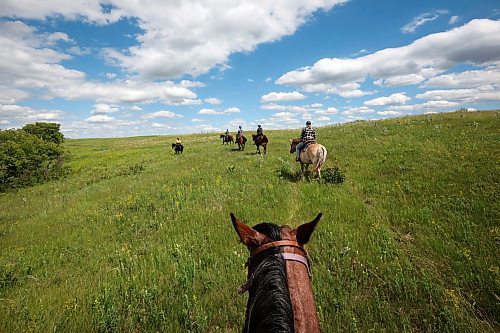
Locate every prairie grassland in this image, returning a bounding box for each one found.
[0,110,498,332]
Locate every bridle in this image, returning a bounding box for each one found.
[238,240,312,295]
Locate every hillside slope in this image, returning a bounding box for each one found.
[0,110,498,332]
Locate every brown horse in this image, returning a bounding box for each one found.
[252,134,268,155]
[220,134,234,144]
[231,213,322,333]
[290,138,327,178]
[236,135,247,150]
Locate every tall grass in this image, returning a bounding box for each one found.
[1,110,498,332]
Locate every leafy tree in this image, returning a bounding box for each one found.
[0,129,67,191]
[22,122,64,145]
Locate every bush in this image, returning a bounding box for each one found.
[22,122,64,145]
[0,129,68,192]
[321,166,345,184]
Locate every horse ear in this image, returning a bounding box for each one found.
[295,213,322,245]
[230,213,266,247]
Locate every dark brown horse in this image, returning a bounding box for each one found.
[220,134,234,144]
[171,143,183,154]
[236,135,247,150]
[231,213,322,333]
[251,134,268,155]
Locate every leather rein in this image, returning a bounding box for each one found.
[238,240,312,295]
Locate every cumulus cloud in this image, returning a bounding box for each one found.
[0,21,202,105]
[0,104,63,124]
[142,110,183,118]
[416,86,500,103]
[67,0,349,80]
[91,103,120,114]
[276,19,500,93]
[205,97,223,105]
[86,115,115,123]
[364,93,410,106]
[424,67,500,88]
[198,107,240,115]
[342,106,374,116]
[260,91,307,102]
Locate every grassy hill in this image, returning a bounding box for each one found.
[1,110,498,332]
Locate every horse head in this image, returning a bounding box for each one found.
[230,213,322,333]
[289,138,301,153]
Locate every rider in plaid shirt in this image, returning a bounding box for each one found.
[296,121,316,161]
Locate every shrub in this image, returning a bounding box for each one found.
[0,129,68,192]
[321,166,345,184]
[22,122,64,145]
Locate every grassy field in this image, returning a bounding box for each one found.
[0,110,499,332]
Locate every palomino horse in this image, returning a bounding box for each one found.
[251,134,268,155]
[231,213,322,333]
[171,143,183,154]
[236,135,247,150]
[290,138,327,178]
[220,134,234,144]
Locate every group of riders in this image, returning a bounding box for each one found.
[222,120,316,160]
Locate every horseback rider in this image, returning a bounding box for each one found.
[175,137,182,145]
[254,124,263,143]
[237,126,244,140]
[225,128,230,141]
[296,121,316,161]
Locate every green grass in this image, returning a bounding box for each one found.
[1,110,499,332]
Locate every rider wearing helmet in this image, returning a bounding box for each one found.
[296,120,316,161]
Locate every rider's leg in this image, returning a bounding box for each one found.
[296,142,304,161]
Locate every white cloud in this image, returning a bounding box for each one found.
[449,15,459,25]
[0,104,63,123]
[130,105,143,111]
[364,93,410,106]
[342,106,374,116]
[401,10,448,34]
[143,110,183,118]
[198,107,240,115]
[0,1,123,24]
[261,103,309,113]
[191,118,203,122]
[91,103,120,114]
[224,107,240,113]
[151,122,172,129]
[205,97,223,105]
[261,91,307,102]
[416,86,500,103]
[86,115,115,123]
[277,19,500,91]
[377,110,402,116]
[67,0,349,80]
[0,21,202,105]
[424,67,500,88]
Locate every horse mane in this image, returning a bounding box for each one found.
[244,223,294,333]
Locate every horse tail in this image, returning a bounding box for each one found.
[313,145,327,171]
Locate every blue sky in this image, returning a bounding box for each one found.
[0,0,499,138]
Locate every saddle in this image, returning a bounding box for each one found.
[300,140,316,152]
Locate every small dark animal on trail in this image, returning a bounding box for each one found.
[251,134,268,155]
[230,212,323,333]
[290,138,327,178]
[220,134,234,144]
[236,134,247,150]
[171,143,183,154]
